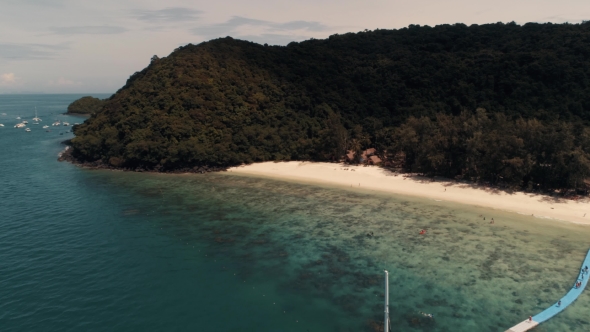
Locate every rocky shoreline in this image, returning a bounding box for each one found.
[57,145,229,174]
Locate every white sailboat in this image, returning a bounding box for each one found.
[42,125,49,129]
[14,123,26,128]
[32,107,42,123]
[25,128,31,132]
[0,124,4,127]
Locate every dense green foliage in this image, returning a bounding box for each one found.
[67,96,105,114]
[72,22,590,189]
[390,110,590,190]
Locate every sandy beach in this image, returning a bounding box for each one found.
[228,161,590,225]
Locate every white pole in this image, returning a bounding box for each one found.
[384,270,389,332]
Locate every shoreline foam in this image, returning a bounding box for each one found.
[227,161,590,225]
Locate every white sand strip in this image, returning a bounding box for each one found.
[227,161,590,225]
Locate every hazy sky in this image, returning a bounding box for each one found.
[1,0,588,94]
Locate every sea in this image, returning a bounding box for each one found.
[1,94,590,332]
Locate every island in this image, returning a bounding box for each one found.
[67,22,590,193]
[66,96,105,115]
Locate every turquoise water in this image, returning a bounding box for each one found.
[1,95,590,331]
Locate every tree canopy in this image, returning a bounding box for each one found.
[67,96,106,114]
[71,22,590,190]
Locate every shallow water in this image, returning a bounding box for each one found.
[1,95,590,331]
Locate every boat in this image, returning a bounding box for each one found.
[22,120,28,124]
[1,113,6,116]
[0,124,4,127]
[32,107,42,123]
[52,121,60,126]
[16,116,21,120]
[25,128,31,132]
[42,125,49,129]
[63,122,70,126]
[14,123,26,128]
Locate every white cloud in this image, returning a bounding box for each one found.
[0,72,26,89]
[48,77,82,86]
[1,73,17,84]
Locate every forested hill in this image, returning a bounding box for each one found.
[71,22,590,190]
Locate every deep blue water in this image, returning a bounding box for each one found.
[1,95,590,332]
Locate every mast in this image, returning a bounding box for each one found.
[384,270,390,332]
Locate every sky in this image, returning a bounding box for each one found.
[1,0,589,94]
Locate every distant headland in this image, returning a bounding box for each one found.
[67,22,590,192]
[66,96,105,115]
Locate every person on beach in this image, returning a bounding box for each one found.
[557,300,561,307]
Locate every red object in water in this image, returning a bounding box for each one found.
[419,229,426,235]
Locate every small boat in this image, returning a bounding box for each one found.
[0,124,4,127]
[22,120,28,124]
[63,122,70,126]
[32,107,42,123]
[42,125,49,129]
[1,113,6,116]
[74,123,80,125]
[14,123,26,128]
[25,128,31,132]
[52,121,60,126]
[16,116,21,120]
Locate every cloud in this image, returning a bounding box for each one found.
[48,77,82,86]
[49,26,128,35]
[192,16,329,44]
[1,73,17,85]
[0,43,68,60]
[0,73,25,88]
[136,7,201,23]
